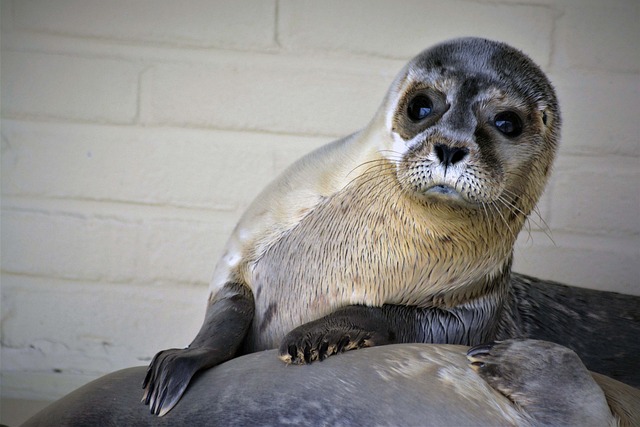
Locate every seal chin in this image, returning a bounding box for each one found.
[423,184,466,203]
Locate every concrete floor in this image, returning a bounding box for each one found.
[1,398,52,426]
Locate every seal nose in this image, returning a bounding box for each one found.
[434,144,469,166]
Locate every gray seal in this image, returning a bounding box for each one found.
[23,340,638,426]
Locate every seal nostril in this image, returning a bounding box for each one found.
[434,144,468,166]
[451,148,468,165]
[435,145,445,163]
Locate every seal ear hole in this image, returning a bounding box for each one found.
[407,95,433,122]
[494,111,523,138]
[542,111,548,126]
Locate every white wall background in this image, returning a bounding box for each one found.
[1,0,638,405]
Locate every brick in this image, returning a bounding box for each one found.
[1,0,12,33]
[514,231,639,295]
[278,0,555,66]
[1,275,206,398]
[0,206,234,285]
[12,0,276,50]
[549,155,640,236]
[551,70,640,156]
[1,209,139,282]
[1,121,328,210]
[1,275,205,355]
[139,56,399,136]
[1,51,140,124]
[554,0,639,72]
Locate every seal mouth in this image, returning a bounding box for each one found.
[426,184,458,196]
[422,184,472,204]
[424,184,463,198]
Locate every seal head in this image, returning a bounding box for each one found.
[379,37,559,217]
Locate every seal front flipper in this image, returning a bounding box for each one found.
[467,339,617,427]
[278,305,397,364]
[142,282,254,416]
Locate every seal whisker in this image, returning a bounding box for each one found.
[485,199,518,242]
[350,164,399,195]
[499,188,555,244]
[349,155,404,176]
[345,162,397,193]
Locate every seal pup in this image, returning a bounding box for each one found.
[143,37,560,415]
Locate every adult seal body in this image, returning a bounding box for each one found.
[143,37,561,416]
[26,340,639,426]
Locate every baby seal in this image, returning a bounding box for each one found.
[143,37,560,416]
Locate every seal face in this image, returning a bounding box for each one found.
[143,37,561,416]
[385,39,558,213]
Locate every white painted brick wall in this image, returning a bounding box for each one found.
[554,71,639,156]
[1,0,638,406]
[278,0,557,65]
[2,51,141,124]
[11,0,277,50]
[138,58,395,135]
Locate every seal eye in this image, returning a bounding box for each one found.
[494,111,523,137]
[407,95,433,122]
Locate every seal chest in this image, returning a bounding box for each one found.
[248,164,515,349]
